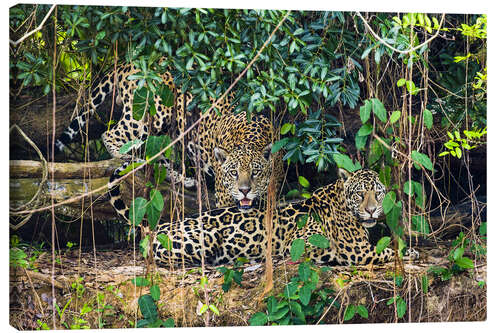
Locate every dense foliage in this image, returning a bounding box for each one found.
[9,5,487,328]
[10,6,486,171]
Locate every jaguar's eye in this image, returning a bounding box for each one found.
[252,169,261,177]
[230,170,238,177]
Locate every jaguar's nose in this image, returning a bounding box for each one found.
[239,187,250,196]
[364,206,376,216]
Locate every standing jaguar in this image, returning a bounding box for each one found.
[53,58,283,222]
[152,169,419,267]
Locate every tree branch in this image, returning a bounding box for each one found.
[355,12,445,55]
[10,4,57,46]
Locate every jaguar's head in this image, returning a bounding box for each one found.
[214,144,273,210]
[339,168,386,228]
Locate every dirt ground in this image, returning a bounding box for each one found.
[9,241,486,329]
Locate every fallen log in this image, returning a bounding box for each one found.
[10,159,215,227]
[9,159,123,179]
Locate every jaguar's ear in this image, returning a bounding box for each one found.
[214,147,229,164]
[262,143,273,161]
[338,168,351,181]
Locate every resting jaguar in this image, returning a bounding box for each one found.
[152,169,419,267]
[54,59,283,221]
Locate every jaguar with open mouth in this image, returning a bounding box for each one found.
[214,143,282,210]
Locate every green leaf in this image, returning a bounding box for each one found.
[479,222,487,236]
[308,234,330,249]
[284,281,299,299]
[298,176,310,188]
[296,214,308,229]
[453,247,465,261]
[455,256,475,269]
[361,46,373,59]
[423,109,433,129]
[249,312,268,326]
[271,138,288,154]
[376,237,391,254]
[355,132,369,150]
[357,123,373,137]
[149,189,164,211]
[133,86,155,120]
[405,80,418,95]
[199,303,208,315]
[129,197,148,226]
[379,166,391,188]
[150,284,160,301]
[119,139,143,155]
[298,262,311,282]
[397,78,406,87]
[157,234,172,251]
[267,296,278,314]
[138,294,158,321]
[290,239,305,262]
[209,304,220,316]
[357,305,369,319]
[396,297,407,318]
[422,275,429,294]
[343,304,356,321]
[163,318,175,328]
[119,161,144,176]
[146,203,161,230]
[371,98,387,122]
[145,135,172,162]
[154,164,167,185]
[411,215,430,235]
[404,180,425,208]
[382,191,397,214]
[390,111,401,124]
[386,200,403,238]
[411,151,434,171]
[139,236,149,259]
[359,100,372,123]
[333,153,359,173]
[149,189,163,211]
[298,284,313,306]
[289,301,305,323]
[158,85,174,107]
[281,123,293,135]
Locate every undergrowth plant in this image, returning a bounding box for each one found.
[249,229,337,325]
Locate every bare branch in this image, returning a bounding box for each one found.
[355,12,445,55]
[10,4,57,46]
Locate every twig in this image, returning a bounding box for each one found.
[9,125,48,230]
[10,4,57,46]
[355,12,445,55]
[315,286,347,324]
[22,269,65,290]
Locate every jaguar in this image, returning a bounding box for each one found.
[53,59,283,221]
[151,169,419,267]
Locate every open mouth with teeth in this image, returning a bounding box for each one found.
[238,198,253,210]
